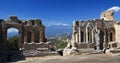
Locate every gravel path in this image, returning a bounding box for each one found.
[13,54,120,63]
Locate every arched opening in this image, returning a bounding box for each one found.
[100,30,104,50]
[7,28,19,51]
[88,27,92,43]
[75,33,78,42]
[109,27,115,42]
[27,31,31,43]
[85,23,94,49]
[110,32,113,41]
[81,31,84,42]
[35,31,39,43]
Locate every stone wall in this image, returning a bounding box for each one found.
[76,43,95,49]
[114,23,120,48]
[0,16,47,51]
[23,43,50,50]
[69,10,120,50]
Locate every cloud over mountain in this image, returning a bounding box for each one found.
[56,22,70,26]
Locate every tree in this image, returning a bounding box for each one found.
[7,35,19,51]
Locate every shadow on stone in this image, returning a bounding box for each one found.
[0,52,7,63]
[57,49,63,56]
[7,51,25,62]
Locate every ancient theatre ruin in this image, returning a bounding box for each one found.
[0,16,48,51]
[63,10,120,55]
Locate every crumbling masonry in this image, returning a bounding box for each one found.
[70,10,120,50]
[0,16,48,51]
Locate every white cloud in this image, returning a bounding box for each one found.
[7,28,18,33]
[56,22,70,26]
[108,6,120,12]
[44,20,71,27]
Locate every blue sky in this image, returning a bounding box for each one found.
[0,0,120,26]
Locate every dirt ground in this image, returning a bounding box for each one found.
[13,54,120,63]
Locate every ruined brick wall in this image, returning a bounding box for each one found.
[23,19,46,43]
[0,16,47,51]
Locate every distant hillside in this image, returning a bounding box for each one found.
[46,24,72,38]
[7,24,72,39]
[7,32,18,38]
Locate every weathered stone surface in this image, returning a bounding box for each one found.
[0,16,49,62]
[64,10,120,56]
[23,50,58,57]
[0,16,47,51]
[100,10,114,21]
[106,48,120,56]
[63,47,79,56]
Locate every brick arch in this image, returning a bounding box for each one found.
[86,23,95,43]
[1,21,24,50]
[109,27,115,41]
[0,16,47,51]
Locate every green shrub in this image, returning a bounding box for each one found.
[49,38,68,50]
[56,42,67,50]
[7,35,19,51]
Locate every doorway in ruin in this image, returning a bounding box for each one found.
[110,27,115,42]
[81,31,84,42]
[110,32,113,41]
[100,30,104,50]
[7,28,19,51]
[26,31,32,43]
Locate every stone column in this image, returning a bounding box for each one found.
[107,31,110,48]
[84,29,86,43]
[103,35,106,48]
[86,27,88,43]
[18,29,23,48]
[105,29,109,48]
[24,31,27,43]
[92,29,94,43]
[96,29,100,50]
[76,33,79,43]
[79,27,81,44]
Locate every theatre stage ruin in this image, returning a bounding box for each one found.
[64,10,120,55]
